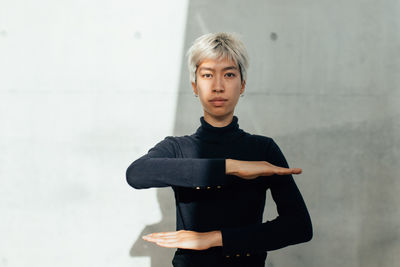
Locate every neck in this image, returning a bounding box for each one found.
[203,112,234,128]
[194,114,244,144]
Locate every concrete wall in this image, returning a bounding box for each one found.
[174,1,400,266]
[0,0,399,267]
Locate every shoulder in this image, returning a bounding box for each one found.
[244,133,286,161]
[244,133,275,148]
[149,135,183,152]
[148,135,191,157]
[164,134,195,144]
[157,135,183,148]
[159,135,197,150]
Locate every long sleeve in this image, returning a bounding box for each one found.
[126,136,227,189]
[220,139,313,255]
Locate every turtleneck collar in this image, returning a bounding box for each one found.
[194,115,245,143]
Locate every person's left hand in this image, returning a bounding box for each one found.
[142,230,222,250]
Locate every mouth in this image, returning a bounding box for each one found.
[209,98,227,106]
[209,98,228,102]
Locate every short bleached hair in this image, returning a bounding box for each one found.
[186,32,249,84]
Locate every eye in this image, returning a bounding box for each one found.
[225,72,236,78]
[202,73,212,78]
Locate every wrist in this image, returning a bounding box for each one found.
[206,230,222,247]
[226,159,240,175]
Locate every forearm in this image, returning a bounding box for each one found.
[222,154,312,255]
[220,211,312,255]
[219,177,312,255]
[126,157,226,189]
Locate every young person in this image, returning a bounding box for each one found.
[126,32,312,267]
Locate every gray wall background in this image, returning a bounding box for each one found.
[1,0,399,267]
[142,0,400,266]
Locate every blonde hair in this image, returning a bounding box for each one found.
[186,32,249,84]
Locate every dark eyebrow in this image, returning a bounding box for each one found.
[198,67,214,72]
[222,66,238,71]
[198,66,238,72]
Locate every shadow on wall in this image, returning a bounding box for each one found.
[129,188,177,267]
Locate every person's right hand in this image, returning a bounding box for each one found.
[226,159,302,180]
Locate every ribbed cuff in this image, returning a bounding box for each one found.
[190,158,227,187]
[220,225,266,256]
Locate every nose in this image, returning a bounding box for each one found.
[212,76,224,93]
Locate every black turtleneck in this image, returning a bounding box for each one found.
[126,115,312,266]
[195,115,244,143]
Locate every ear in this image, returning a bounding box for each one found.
[240,80,246,94]
[191,82,198,95]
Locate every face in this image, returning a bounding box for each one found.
[191,57,245,120]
